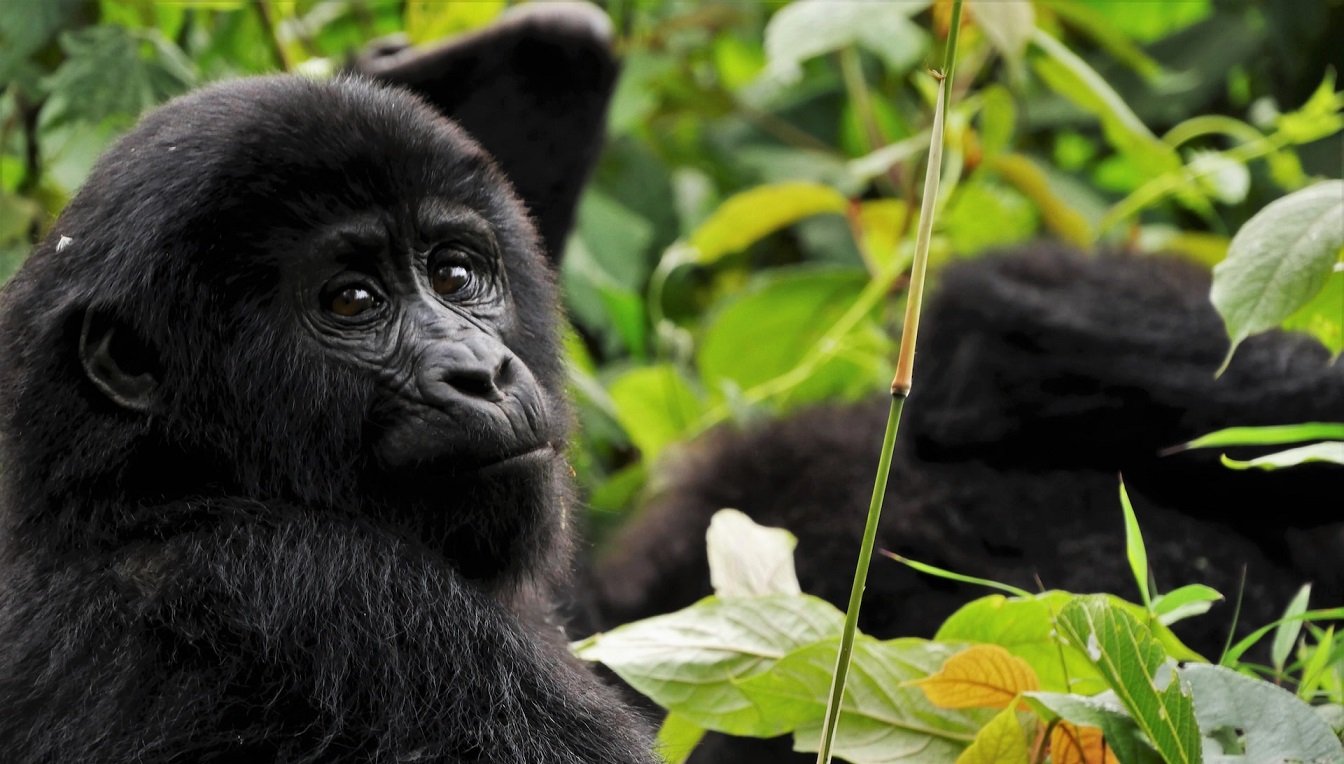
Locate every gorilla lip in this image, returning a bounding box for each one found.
[476,442,555,473]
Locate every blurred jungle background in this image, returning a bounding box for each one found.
[1,0,1341,544]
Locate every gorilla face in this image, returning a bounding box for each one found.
[1,76,570,581]
[283,199,553,473]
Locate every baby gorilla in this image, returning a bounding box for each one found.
[0,77,653,764]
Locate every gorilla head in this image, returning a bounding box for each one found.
[1,76,568,583]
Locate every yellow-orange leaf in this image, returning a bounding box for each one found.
[1051,722,1120,764]
[908,644,1040,710]
[955,706,1032,764]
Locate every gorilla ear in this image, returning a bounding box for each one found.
[356,2,618,266]
[79,309,159,413]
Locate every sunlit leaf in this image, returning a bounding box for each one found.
[1118,480,1152,612]
[697,268,891,408]
[1151,585,1223,627]
[404,0,504,44]
[909,644,1040,711]
[1072,0,1211,44]
[763,0,929,83]
[1211,180,1344,369]
[1175,422,1344,451]
[688,183,848,265]
[572,594,844,736]
[969,0,1034,66]
[954,705,1031,764]
[1220,442,1344,471]
[737,637,991,763]
[706,509,801,598]
[1186,150,1250,205]
[989,154,1093,247]
[1282,265,1344,357]
[607,364,703,462]
[1272,584,1312,675]
[656,712,705,764]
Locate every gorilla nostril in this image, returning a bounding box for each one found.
[443,366,500,401]
[495,356,515,388]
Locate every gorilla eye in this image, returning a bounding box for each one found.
[325,285,382,318]
[430,261,472,297]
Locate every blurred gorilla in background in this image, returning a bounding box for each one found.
[587,245,1344,764]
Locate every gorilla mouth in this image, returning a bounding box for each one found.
[475,443,556,473]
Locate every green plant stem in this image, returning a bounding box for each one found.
[814,394,904,764]
[814,3,964,762]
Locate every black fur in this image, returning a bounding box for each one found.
[0,74,653,763]
[592,246,1344,763]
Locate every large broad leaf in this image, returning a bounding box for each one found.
[1179,663,1344,763]
[707,509,802,598]
[606,364,703,462]
[1056,597,1204,764]
[0,0,83,80]
[737,637,992,764]
[969,0,1035,67]
[697,268,891,408]
[687,183,848,265]
[572,594,844,736]
[935,592,1202,696]
[1211,181,1344,368]
[763,0,930,83]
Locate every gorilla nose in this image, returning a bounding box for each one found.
[440,353,513,403]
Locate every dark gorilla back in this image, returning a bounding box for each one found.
[591,246,1344,764]
[0,71,653,764]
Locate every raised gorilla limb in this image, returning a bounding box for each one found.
[357,1,619,265]
[594,245,1344,668]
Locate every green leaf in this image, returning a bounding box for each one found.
[1024,691,1164,764]
[939,178,1038,255]
[1187,150,1250,205]
[1056,596,1204,764]
[0,0,84,80]
[607,365,704,462]
[954,705,1030,764]
[1151,585,1224,627]
[1176,423,1344,451]
[988,153,1094,247]
[656,712,706,764]
[763,0,930,83]
[1119,480,1152,612]
[736,637,990,763]
[969,0,1035,67]
[1179,663,1344,762]
[1282,265,1344,357]
[977,85,1016,159]
[403,0,505,44]
[1211,180,1344,370]
[687,183,848,265]
[1220,442,1344,471]
[697,268,891,408]
[42,26,196,127]
[1276,72,1344,145]
[706,509,801,598]
[1073,0,1211,44]
[572,594,844,736]
[1030,30,1181,182]
[1272,585,1312,675]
